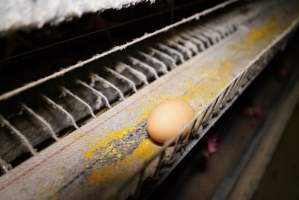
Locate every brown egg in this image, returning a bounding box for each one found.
[147,99,195,144]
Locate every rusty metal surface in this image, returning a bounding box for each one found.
[0,0,299,199]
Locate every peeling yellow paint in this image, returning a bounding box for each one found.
[83,111,150,159]
[83,126,134,159]
[87,138,158,185]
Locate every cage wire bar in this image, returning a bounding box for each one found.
[21,104,59,140]
[0,114,37,155]
[0,0,240,102]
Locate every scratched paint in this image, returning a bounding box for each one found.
[73,121,158,199]
[83,110,150,159]
[80,109,158,188]
[87,138,157,185]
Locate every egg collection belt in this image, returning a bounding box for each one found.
[0,0,299,199]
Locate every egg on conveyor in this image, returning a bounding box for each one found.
[147,99,195,144]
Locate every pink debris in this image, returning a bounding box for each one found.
[207,134,219,155]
